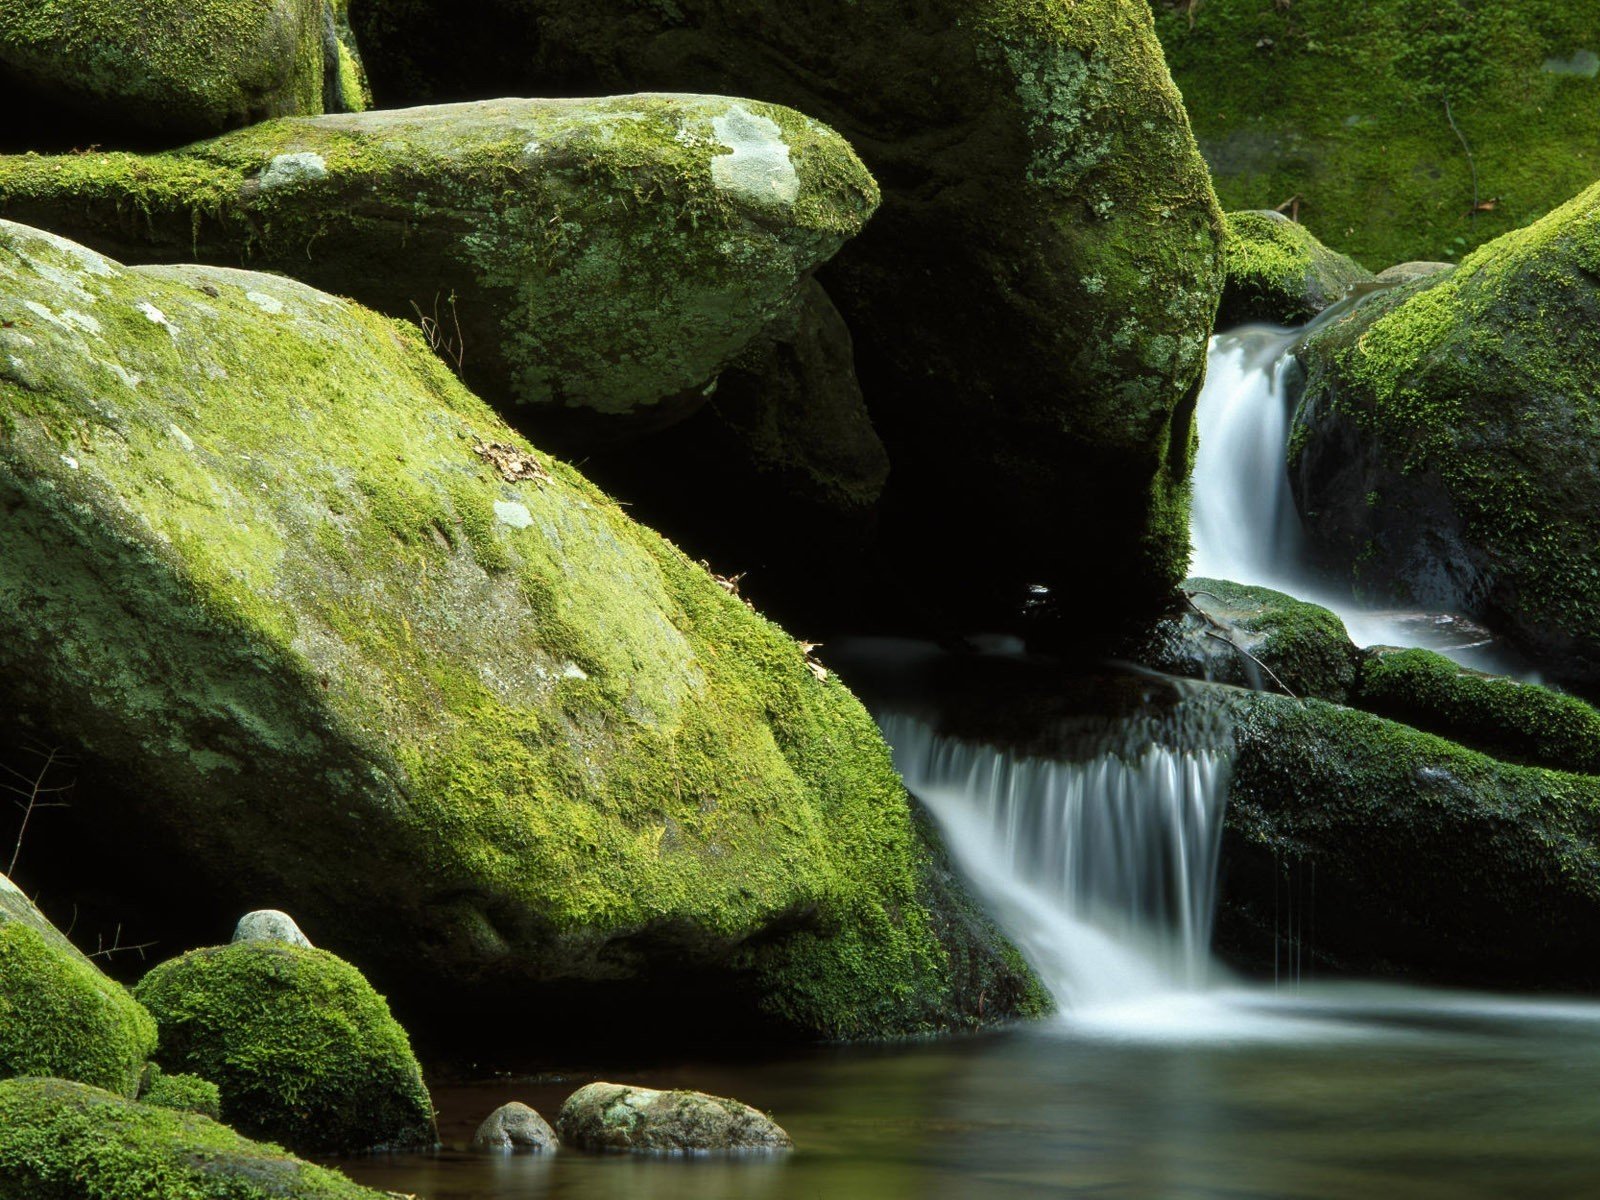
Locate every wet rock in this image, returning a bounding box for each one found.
[232,909,313,949]
[1219,210,1374,328]
[473,1101,558,1152]
[556,1082,792,1153]
[1373,261,1455,286]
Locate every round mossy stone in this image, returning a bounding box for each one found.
[133,942,436,1154]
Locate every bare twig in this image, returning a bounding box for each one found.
[1443,95,1479,222]
[4,746,72,877]
[84,922,158,962]
[410,291,466,373]
[1203,631,1301,703]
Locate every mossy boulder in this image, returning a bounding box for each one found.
[133,942,434,1154]
[0,1077,385,1199]
[0,0,365,153]
[0,872,156,1098]
[138,1066,223,1121]
[0,95,878,450]
[1154,0,1600,269]
[1219,689,1600,987]
[1290,180,1600,686]
[1355,647,1600,775]
[1219,210,1374,328]
[349,0,1225,636]
[0,220,1040,1040]
[1138,577,1360,703]
[556,1082,791,1153]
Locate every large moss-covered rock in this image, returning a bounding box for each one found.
[1154,0,1600,270]
[0,0,366,153]
[1219,210,1374,328]
[0,1077,385,1199]
[1220,690,1600,987]
[556,1082,791,1153]
[1138,577,1360,703]
[0,872,156,1097]
[1290,181,1600,686]
[350,0,1226,635]
[134,942,435,1154]
[1355,647,1600,775]
[0,221,1039,1040]
[0,95,877,447]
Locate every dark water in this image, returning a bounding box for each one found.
[331,986,1600,1200]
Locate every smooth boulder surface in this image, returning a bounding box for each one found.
[473,1101,558,1152]
[1291,180,1600,686]
[0,0,366,152]
[0,95,879,448]
[350,0,1226,635]
[1219,210,1374,328]
[0,872,156,1098]
[233,909,314,949]
[556,1082,791,1153]
[1155,0,1600,268]
[133,941,436,1154]
[0,221,1042,1040]
[0,1077,385,1200]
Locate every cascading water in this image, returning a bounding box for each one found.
[881,712,1229,1012]
[1189,323,1532,675]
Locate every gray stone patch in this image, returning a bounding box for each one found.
[711,106,799,208]
[232,909,314,948]
[1543,50,1600,77]
[493,500,533,529]
[260,152,330,190]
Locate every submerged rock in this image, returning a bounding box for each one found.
[1291,180,1600,686]
[0,0,364,151]
[556,1082,791,1153]
[0,871,156,1098]
[133,941,436,1154]
[0,220,1041,1040]
[0,1077,385,1199]
[0,95,878,447]
[232,910,313,949]
[1219,211,1374,328]
[473,1101,559,1152]
[350,0,1225,636]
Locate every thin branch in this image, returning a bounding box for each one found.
[7,747,71,877]
[1443,94,1479,222]
[85,923,158,962]
[1203,631,1301,703]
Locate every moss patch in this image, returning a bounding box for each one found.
[0,873,157,1097]
[134,942,434,1154]
[1219,210,1374,327]
[0,1077,385,1199]
[1155,0,1600,270]
[138,1066,222,1121]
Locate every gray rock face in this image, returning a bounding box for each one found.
[232,910,313,949]
[556,1082,791,1153]
[1373,261,1455,286]
[473,1101,558,1152]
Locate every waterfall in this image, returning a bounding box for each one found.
[882,712,1229,1012]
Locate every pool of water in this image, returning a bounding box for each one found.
[330,985,1600,1199]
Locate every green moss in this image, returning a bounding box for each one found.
[0,222,1035,1039]
[0,94,879,424]
[0,1077,385,1199]
[0,876,157,1098]
[0,0,330,144]
[1291,180,1600,678]
[1225,690,1600,985]
[1154,0,1600,269]
[133,942,434,1154]
[138,1066,221,1120]
[1356,648,1600,774]
[1220,210,1374,326]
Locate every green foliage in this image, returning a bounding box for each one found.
[138,1066,222,1120]
[133,943,435,1154]
[0,1077,385,1199]
[1154,0,1600,268]
[0,879,156,1098]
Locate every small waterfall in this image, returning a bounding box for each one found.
[882,712,1229,1012]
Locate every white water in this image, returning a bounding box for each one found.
[1190,328,1530,674]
